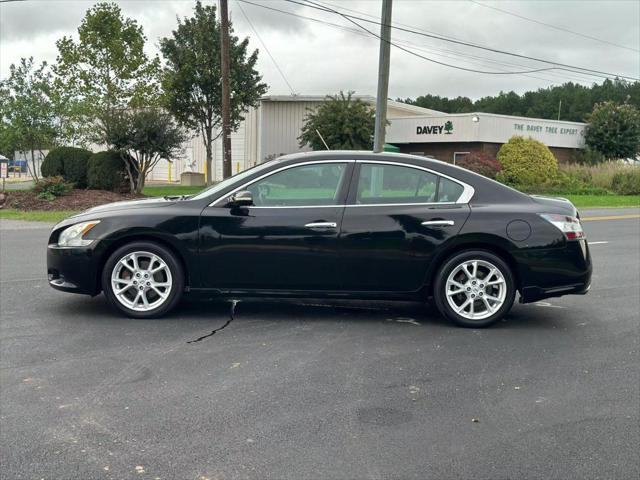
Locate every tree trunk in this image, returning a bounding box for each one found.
[204,127,213,186]
[29,148,39,182]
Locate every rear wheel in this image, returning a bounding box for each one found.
[434,250,516,328]
[102,242,184,318]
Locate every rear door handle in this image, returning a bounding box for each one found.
[421,220,455,227]
[305,222,337,229]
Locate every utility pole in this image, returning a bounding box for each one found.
[373,0,393,153]
[220,0,232,178]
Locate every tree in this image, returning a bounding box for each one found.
[99,108,187,193]
[585,101,640,160]
[0,57,56,180]
[54,2,161,143]
[299,92,376,150]
[160,1,267,184]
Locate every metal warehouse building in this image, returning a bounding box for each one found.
[148,95,441,183]
[146,95,587,183]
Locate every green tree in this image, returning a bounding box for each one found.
[54,2,161,142]
[99,109,187,193]
[160,1,267,184]
[0,57,56,180]
[585,101,640,160]
[299,92,376,150]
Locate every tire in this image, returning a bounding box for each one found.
[433,250,516,328]
[101,241,184,318]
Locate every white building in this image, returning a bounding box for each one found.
[148,95,442,183]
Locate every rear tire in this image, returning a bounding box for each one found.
[101,241,184,318]
[433,250,516,328]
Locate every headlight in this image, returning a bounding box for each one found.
[58,221,101,247]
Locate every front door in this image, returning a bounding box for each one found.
[198,161,353,291]
[339,161,471,292]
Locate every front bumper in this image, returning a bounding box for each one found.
[47,244,101,295]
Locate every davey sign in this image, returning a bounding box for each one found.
[417,121,453,136]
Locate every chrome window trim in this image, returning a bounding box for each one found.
[208,160,353,207]
[208,158,475,208]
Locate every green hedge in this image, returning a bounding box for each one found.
[87,151,131,192]
[41,147,93,188]
[497,136,558,185]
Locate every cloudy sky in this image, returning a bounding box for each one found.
[1,0,638,101]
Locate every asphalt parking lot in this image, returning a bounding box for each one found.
[1,209,639,480]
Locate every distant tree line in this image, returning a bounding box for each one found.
[400,79,640,122]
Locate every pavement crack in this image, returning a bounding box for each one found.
[187,300,238,344]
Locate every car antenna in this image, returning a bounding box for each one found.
[315,129,330,150]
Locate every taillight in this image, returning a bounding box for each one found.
[539,213,585,240]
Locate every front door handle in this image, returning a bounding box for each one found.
[305,222,337,229]
[421,220,455,227]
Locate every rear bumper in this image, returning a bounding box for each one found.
[517,239,592,304]
[47,244,101,295]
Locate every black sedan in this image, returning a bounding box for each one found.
[47,151,591,327]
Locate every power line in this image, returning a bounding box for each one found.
[302,0,565,76]
[234,0,296,94]
[283,0,639,81]
[238,0,596,85]
[468,0,639,53]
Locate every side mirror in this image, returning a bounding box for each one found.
[228,190,253,207]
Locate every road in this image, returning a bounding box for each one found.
[1,210,639,479]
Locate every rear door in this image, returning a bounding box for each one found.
[338,161,472,292]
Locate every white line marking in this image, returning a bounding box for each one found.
[589,241,609,245]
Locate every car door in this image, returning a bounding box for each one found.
[198,161,353,291]
[338,161,472,292]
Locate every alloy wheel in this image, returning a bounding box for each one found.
[445,259,507,321]
[110,251,173,312]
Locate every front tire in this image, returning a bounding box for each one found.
[101,242,184,318]
[433,250,516,328]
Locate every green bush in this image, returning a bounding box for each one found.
[611,169,640,195]
[497,136,558,185]
[41,146,93,187]
[87,151,132,192]
[33,176,74,200]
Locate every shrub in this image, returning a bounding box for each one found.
[33,176,73,200]
[497,136,558,185]
[571,147,606,166]
[611,169,640,195]
[456,152,501,179]
[41,146,93,187]
[87,151,132,192]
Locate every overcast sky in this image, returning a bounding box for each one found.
[1,0,638,101]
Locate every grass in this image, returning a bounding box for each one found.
[143,185,204,197]
[0,209,78,223]
[561,194,640,208]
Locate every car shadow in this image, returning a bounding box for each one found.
[52,293,564,331]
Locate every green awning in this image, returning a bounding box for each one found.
[383,143,400,153]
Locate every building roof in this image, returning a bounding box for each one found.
[260,94,443,116]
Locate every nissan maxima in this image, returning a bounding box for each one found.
[47,151,591,327]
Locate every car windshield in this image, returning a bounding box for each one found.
[190,160,277,201]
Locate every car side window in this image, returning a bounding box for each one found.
[247,163,348,207]
[356,163,438,204]
[438,177,464,203]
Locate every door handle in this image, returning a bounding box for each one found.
[305,222,337,229]
[421,220,455,227]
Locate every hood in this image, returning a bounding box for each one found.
[72,197,176,217]
[530,194,578,217]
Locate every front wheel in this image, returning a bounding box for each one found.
[102,242,184,318]
[433,250,516,328]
